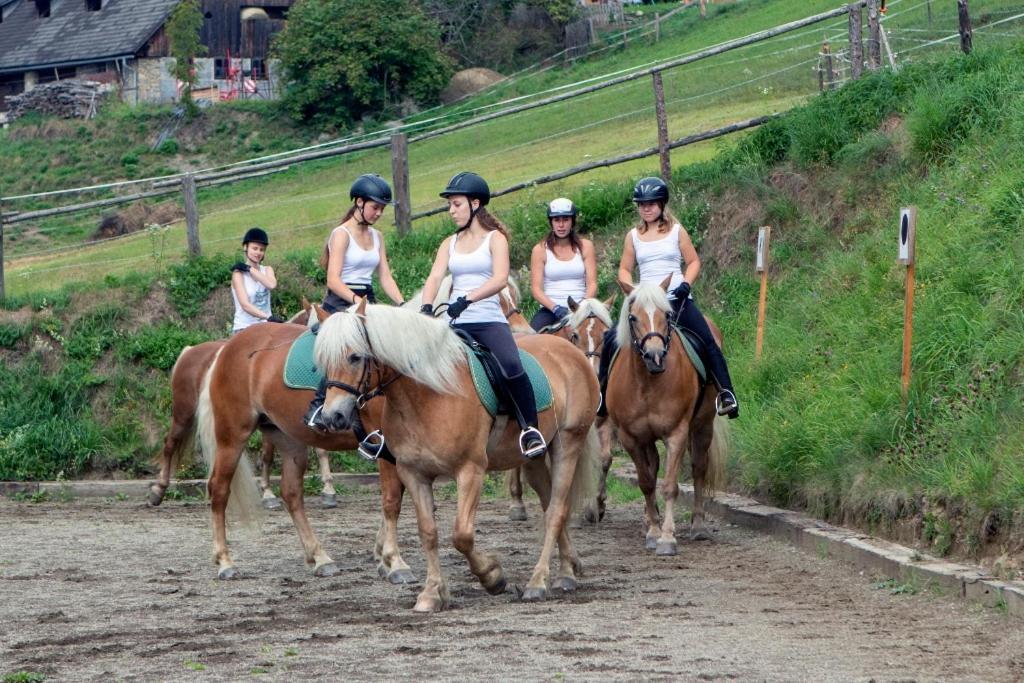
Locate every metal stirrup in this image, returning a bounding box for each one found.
[519,427,547,459]
[358,430,386,461]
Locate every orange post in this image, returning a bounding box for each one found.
[897,207,917,401]
[754,226,771,362]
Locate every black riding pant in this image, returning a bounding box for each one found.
[529,307,560,333]
[453,321,538,429]
[323,283,375,314]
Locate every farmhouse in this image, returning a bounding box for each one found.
[0,0,294,113]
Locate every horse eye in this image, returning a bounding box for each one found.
[628,314,637,323]
[347,354,362,364]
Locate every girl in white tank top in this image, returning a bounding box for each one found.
[529,197,597,332]
[231,228,278,333]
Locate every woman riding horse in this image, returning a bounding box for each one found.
[528,198,597,333]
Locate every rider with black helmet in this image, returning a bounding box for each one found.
[304,173,406,437]
[419,172,548,459]
[597,176,739,419]
[230,227,281,334]
[529,197,597,332]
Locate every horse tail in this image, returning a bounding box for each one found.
[704,415,730,497]
[567,425,602,518]
[196,349,263,529]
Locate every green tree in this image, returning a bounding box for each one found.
[273,0,453,127]
[166,0,208,117]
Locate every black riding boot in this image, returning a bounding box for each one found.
[504,371,546,459]
[303,377,329,431]
[705,344,739,419]
[595,329,618,417]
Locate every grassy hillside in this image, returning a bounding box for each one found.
[8,0,1005,297]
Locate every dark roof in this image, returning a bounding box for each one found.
[0,0,181,73]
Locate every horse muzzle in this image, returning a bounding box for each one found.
[642,351,666,374]
[322,395,357,431]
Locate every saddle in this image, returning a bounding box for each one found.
[452,330,553,417]
[283,330,322,391]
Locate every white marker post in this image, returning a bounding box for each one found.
[755,226,771,362]
[898,207,917,400]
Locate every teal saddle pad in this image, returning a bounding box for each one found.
[284,330,322,391]
[466,347,553,417]
[610,326,706,381]
[284,330,554,416]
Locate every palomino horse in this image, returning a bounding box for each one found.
[314,300,601,611]
[607,279,727,555]
[181,320,415,583]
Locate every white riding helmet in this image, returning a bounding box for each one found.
[547,197,578,219]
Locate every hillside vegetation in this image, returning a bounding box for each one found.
[2,17,1023,572]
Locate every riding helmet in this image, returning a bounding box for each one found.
[242,227,269,245]
[439,171,490,206]
[350,173,393,205]
[547,197,578,219]
[632,176,669,203]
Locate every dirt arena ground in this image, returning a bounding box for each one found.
[1,491,1023,682]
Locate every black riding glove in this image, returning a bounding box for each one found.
[420,304,435,317]
[267,314,285,323]
[552,305,569,320]
[446,296,470,320]
[231,262,250,273]
[672,281,691,301]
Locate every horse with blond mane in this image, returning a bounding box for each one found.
[607,279,727,554]
[313,299,600,612]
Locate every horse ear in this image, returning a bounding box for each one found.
[314,304,331,323]
[603,293,617,311]
[301,296,312,313]
[658,275,673,291]
[617,280,634,295]
[354,297,369,316]
[567,296,579,312]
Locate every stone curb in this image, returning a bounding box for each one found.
[612,465,1024,619]
[0,473,381,499]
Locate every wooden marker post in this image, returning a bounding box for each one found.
[898,207,917,400]
[0,201,6,302]
[754,226,771,362]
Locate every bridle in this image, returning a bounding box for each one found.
[627,307,671,358]
[322,316,398,410]
[567,312,606,359]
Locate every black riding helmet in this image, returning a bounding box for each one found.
[242,227,269,245]
[350,173,393,205]
[440,171,490,205]
[632,176,669,203]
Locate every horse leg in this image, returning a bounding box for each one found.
[523,444,583,595]
[452,463,507,597]
[621,432,661,549]
[148,416,190,506]
[258,435,283,510]
[274,435,339,576]
[374,459,415,584]
[402,469,449,612]
[507,467,528,521]
[689,422,715,541]
[582,416,614,524]
[656,425,691,556]
[208,443,245,579]
[316,448,338,509]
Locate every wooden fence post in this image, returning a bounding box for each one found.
[957,0,973,54]
[754,226,771,363]
[390,133,411,237]
[0,202,6,302]
[181,174,201,257]
[700,0,707,18]
[867,0,882,70]
[849,2,864,80]
[926,0,932,25]
[652,71,671,181]
[655,12,661,42]
[898,207,917,401]
[820,40,835,90]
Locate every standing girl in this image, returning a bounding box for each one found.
[598,176,739,418]
[305,173,406,434]
[419,172,546,459]
[231,227,281,334]
[528,198,597,332]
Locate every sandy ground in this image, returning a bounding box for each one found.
[1,492,1023,682]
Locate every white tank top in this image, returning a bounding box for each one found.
[231,266,271,332]
[330,225,380,285]
[542,247,586,309]
[631,223,689,300]
[448,231,506,325]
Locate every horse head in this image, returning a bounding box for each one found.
[617,277,673,375]
[567,294,616,374]
[312,299,375,432]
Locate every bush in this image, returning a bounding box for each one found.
[167,253,234,317]
[120,324,211,370]
[156,138,179,155]
[0,322,28,348]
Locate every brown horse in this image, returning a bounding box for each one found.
[170,319,414,583]
[314,300,600,611]
[606,279,727,555]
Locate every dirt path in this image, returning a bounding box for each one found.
[1,493,1022,682]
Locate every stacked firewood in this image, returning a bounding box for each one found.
[6,79,113,121]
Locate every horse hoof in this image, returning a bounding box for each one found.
[413,597,445,613]
[485,575,507,596]
[655,541,678,556]
[217,567,240,580]
[261,497,283,511]
[552,576,578,593]
[387,568,417,585]
[146,490,164,507]
[521,586,547,602]
[508,507,528,522]
[645,536,658,550]
[691,530,713,542]
[314,562,340,578]
[321,494,338,509]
